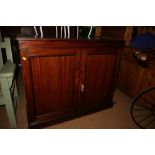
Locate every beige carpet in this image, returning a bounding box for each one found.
[0,69,139,129]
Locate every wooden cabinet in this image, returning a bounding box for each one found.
[18,38,123,128]
[117,46,155,97]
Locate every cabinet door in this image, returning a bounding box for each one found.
[21,48,81,126]
[80,48,118,109]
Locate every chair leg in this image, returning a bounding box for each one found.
[14,81,19,104]
[0,77,17,128]
[5,100,17,128]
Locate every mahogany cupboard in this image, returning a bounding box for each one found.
[18,38,124,128]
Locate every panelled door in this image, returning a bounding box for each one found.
[80,48,118,108]
[21,48,81,124]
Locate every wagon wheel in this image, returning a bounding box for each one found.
[130,87,155,129]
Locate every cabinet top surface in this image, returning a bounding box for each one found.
[17,36,124,49]
[17,36,124,42]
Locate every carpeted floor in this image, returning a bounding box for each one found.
[0,68,139,129]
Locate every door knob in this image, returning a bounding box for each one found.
[22,57,27,61]
[81,84,85,92]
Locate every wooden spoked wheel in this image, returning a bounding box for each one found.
[130,87,155,128]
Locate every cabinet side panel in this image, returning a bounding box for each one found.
[20,49,36,122]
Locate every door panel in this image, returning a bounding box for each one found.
[81,49,117,106]
[29,49,80,119]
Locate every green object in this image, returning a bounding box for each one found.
[0,37,19,128]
